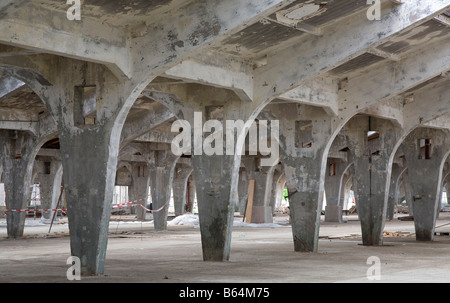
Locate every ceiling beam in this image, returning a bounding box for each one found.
[253,0,450,104]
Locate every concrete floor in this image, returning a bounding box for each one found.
[2,212,450,283]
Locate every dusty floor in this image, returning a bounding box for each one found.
[2,212,450,283]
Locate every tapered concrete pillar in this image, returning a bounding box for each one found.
[269,167,285,213]
[397,170,414,216]
[192,153,238,261]
[129,162,150,221]
[386,162,406,220]
[153,85,279,261]
[242,156,276,223]
[278,104,332,252]
[324,158,351,223]
[238,168,249,215]
[403,128,450,241]
[33,60,145,276]
[0,131,39,238]
[173,165,193,216]
[0,165,5,210]
[149,150,179,231]
[60,127,121,275]
[346,116,400,246]
[36,159,63,222]
[186,175,196,213]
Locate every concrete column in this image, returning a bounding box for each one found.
[60,126,121,276]
[192,153,238,260]
[386,163,406,220]
[0,130,40,238]
[128,162,150,221]
[157,86,254,262]
[173,165,193,216]
[186,175,196,213]
[35,61,143,276]
[400,170,414,217]
[324,159,351,223]
[269,167,284,213]
[149,150,179,230]
[242,156,276,223]
[278,104,332,252]
[237,168,249,215]
[156,85,279,261]
[346,116,400,246]
[0,164,5,211]
[403,128,450,241]
[35,159,63,222]
[341,174,353,211]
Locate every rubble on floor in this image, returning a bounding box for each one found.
[395,205,409,214]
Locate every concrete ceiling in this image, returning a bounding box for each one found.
[0,0,449,148]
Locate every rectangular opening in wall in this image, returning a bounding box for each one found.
[367,130,381,156]
[418,138,432,159]
[138,165,146,178]
[44,162,51,175]
[74,85,97,127]
[329,163,336,176]
[295,120,313,148]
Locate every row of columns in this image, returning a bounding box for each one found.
[0,147,196,227]
[1,80,449,277]
[2,114,449,275]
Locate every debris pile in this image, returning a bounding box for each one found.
[348,206,357,214]
[383,231,413,238]
[395,205,409,214]
[398,215,414,221]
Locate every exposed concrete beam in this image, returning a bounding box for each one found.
[37,114,57,139]
[0,45,41,58]
[403,80,450,130]
[118,153,147,164]
[134,130,177,144]
[367,48,400,62]
[164,54,254,102]
[0,77,25,99]
[328,134,350,155]
[253,0,450,103]
[0,107,38,122]
[424,113,450,130]
[120,103,175,146]
[263,16,323,36]
[0,121,38,136]
[131,0,297,80]
[339,37,450,119]
[0,4,131,79]
[361,97,404,127]
[327,151,348,161]
[434,12,450,26]
[37,148,60,159]
[277,77,338,116]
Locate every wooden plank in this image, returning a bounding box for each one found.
[244,180,255,223]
